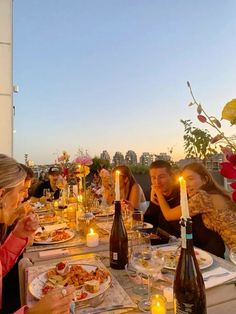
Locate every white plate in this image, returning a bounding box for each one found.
[38,215,61,224]
[34,229,75,245]
[29,263,111,302]
[156,245,213,270]
[133,222,153,230]
[95,210,114,218]
[229,248,236,265]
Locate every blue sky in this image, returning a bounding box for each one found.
[13,0,236,164]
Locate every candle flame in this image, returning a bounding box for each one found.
[179,176,183,182]
[90,228,94,234]
[116,170,120,175]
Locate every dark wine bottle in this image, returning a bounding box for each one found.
[173,218,207,313]
[110,201,128,269]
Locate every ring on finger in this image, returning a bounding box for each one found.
[61,288,67,297]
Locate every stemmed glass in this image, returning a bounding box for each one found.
[130,231,165,312]
[43,188,51,201]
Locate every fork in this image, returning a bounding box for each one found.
[203,272,230,281]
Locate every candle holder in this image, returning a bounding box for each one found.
[151,294,166,314]
[86,228,99,247]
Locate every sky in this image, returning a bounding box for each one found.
[12,0,236,165]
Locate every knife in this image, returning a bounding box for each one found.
[80,304,137,314]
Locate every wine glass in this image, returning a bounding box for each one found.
[43,188,51,202]
[130,232,165,312]
[132,210,144,230]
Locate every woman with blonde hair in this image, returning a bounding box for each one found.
[0,154,74,314]
[153,162,236,250]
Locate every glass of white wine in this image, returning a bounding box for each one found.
[130,232,165,312]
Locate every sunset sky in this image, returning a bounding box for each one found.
[13,0,236,164]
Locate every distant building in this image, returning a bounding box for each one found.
[112,152,125,166]
[205,153,224,171]
[140,152,152,166]
[100,150,111,162]
[153,153,171,162]
[125,150,137,165]
[176,158,200,169]
[176,154,224,171]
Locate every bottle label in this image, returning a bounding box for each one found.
[175,300,195,313]
[181,225,186,249]
[112,252,118,260]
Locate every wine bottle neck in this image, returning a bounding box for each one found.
[180,217,193,249]
[114,201,122,217]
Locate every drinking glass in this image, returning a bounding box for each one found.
[131,232,165,312]
[229,246,236,265]
[43,188,51,202]
[132,210,144,230]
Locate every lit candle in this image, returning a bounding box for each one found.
[77,195,83,203]
[115,170,120,201]
[151,294,166,314]
[54,200,58,209]
[86,228,99,247]
[179,176,190,218]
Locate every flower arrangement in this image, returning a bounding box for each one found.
[73,150,93,210]
[57,150,70,178]
[73,150,93,178]
[187,82,236,201]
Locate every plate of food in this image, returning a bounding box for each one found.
[29,262,111,302]
[133,222,153,232]
[31,202,51,212]
[34,229,75,244]
[156,245,213,270]
[95,207,114,218]
[38,213,60,224]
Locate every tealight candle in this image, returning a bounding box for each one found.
[115,170,120,201]
[77,194,83,203]
[163,287,173,303]
[151,294,166,314]
[179,176,190,218]
[54,200,58,209]
[86,228,99,247]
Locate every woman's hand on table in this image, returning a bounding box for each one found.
[12,213,39,239]
[26,286,75,314]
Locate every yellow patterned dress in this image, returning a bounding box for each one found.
[188,190,236,250]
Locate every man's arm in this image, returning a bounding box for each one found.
[153,187,182,221]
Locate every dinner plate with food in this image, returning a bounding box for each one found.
[155,245,213,270]
[38,213,60,224]
[29,262,111,302]
[34,229,75,244]
[31,202,51,212]
[95,206,114,218]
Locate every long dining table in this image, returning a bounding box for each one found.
[19,212,236,314]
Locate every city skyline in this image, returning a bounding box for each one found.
[12,1,236,165]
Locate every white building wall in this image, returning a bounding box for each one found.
[0,0,13,156]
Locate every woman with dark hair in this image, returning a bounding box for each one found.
[153,162,236,250]
[112,165,146,211]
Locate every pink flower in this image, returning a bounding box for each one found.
[232,190,236,202]
[74,155,93,166]
[220,162,236,179]
[230,182,236,189]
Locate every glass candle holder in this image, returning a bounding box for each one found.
[151,294,166,314]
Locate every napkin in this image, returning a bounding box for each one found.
[203,266,236,289]
[39,248,69,259]
[36,223,68,233]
